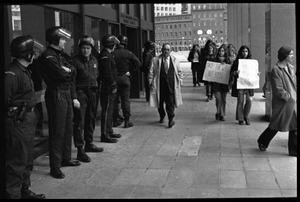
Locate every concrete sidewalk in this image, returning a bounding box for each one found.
[30,62,297,199]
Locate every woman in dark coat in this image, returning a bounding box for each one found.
[199,40,217,102]
[188,44,201,87]
[257,46,297,157]
[229,45,254,125]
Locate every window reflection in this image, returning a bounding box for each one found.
[11,5,22,31]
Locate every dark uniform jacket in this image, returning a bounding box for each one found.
[5,59,36,110]
[113,46,141,76]
[98,49,117,93]
[39,46,77,99]
[73,54,99,88]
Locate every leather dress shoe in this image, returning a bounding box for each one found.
[112,120,123,127]
[219,116,225,121]
[50,168,65,179]
[244,118,251,125]
[21,189,45,199]
[238,121,244,125]
[84,144,104,153]
[101,136,118,143]
[62,159,81,167]
[168,120,175,128]
[159,117,165,123]
[124,121,134,128]
[257,140,266,151]
[77,148,91,162]
[110,132,121,138]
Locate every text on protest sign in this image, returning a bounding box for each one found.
[203,61,231,84]
[237,59,260,89]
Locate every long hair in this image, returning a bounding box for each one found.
[236,45,252,59]
[216,44,228,58]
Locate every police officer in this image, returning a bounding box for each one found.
[73,36,104,163]
[142,40,156,102]
[99,35,121,143]
[5,35,45,199]
[113,35,141,128]
[39,26,81,179]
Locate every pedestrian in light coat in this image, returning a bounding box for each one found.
[257,46,297,157]
[148,43,183,128]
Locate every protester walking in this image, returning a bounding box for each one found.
[199,40,217,102]
[188,44,201,87]
[142,40,156,102]
[5,35,45,199]
[113,35,141,128]
[257,46,297,157]
[72,35,104,163]
[212,44,230,121]
[40,26,81,179]
[98,34,121,143]
[229,45,255,125]
[148,43,183,128]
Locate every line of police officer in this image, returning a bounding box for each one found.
[4,26,143,198]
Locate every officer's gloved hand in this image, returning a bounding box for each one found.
[73,99,80,109]
[62,65,72,73]
[125,71,130,77]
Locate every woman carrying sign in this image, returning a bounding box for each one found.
[212,44,230,121]
[229,45,254,125]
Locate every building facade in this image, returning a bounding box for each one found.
[191,3,228,47]
[3,4,155,98]
[154,3,182,17]
[155,14,193,53]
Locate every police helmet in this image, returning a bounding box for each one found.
[78,35,95,47]
[11,35,44,58]
[145,40,156,50]
[101,35,120,47]
[46,26,72,45]
[117,35,128,46]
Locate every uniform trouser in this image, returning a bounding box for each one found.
[236,89,252,121]
[73,87,98,148]
[45,89,73,168]
[5,111,35,199]
[215,91,227,117]
[258,127,297,154]
[143,71,150,101]
[112,94,122,123]
[34,102,43,134]
[116,75,131,120]
[158,84,175,121]
[100,88,116,137]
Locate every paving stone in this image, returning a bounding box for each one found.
[245,171,280,190]
[220,170,247,189]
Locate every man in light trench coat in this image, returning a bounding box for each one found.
[148,43,183,128]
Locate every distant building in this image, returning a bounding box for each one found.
[154,3,181,16]
[191,3,227,47]
[155,14,193,53]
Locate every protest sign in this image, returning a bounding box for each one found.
[203,61,231,84]
[237,59,260,89]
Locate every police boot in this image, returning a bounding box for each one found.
[124,118,133,128]
[21,188,45,199]
[101,134,118,143]
[77,147,91,162]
